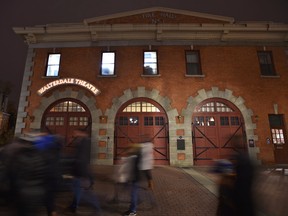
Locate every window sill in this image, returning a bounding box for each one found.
[185,74,205,78]
[98,75,117,78]
[41,76,60,79]
[260,74,280,78]
[141,74,161,77]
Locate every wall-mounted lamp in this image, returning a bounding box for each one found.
[148,45,152,50]
[190,45,194,50]
[177,115,183,120]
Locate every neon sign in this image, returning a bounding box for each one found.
[37,78,100,96]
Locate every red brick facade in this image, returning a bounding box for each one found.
[14,7,288,166]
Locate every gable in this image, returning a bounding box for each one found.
[84,7,234,25]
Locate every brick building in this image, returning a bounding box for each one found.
[13,7,288,166]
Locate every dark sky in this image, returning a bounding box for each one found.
[1,0,288,108]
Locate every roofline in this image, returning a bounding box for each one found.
[83,7,235,25]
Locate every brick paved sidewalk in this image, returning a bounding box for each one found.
[1,165,287,216]
[57,165,218,216]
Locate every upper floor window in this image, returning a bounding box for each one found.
[46,53,61,77]
[100,52,115,76]
[143,51,158,75]
[257,51,276,76]
[185,50,202,75]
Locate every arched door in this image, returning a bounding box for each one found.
[192,98,246,166]
[41,99,91,155]
[115,98,169,165]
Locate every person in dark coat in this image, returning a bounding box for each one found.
[67,128,101,214]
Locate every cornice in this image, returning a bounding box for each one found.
[12,7,288,46]
[13,22,288,45]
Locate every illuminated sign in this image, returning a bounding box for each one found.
[37,78,100,96]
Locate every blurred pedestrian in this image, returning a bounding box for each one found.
[2,131,49,216]
[233,151,256,216]
[34,132,64,216]
[212,159,237,216]
[123,136,156,216]
[139,141,154,191]
[67,128,101,214]
[123,143,142,216]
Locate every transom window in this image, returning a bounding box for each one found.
[195,101,233,113]
[185,50,202,75]
[101,52,115,76]
[46,53,61,77]
[257,51,276,76]
[49,101,86,112]
[143,51,158,75]
[123,102,160,112]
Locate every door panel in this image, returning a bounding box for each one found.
[192,99,246,166]
[115,99,169,165]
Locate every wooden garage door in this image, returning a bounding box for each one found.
[41,99,91,156]
[115,98,169,165]
[192,98,246,166]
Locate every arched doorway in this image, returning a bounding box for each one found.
[192,98,246,166]
[114,98,169,165]
[41,99,92,155]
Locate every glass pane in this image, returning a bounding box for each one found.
[48,54,61,64]
[79,117,88,126]
[102,52,115,63]
[231,116,240,125]
[69,117,78,126]
[144,116,153,126]
[186,52,199,63]
[155,116,164,125]
[101,63,114,75]
[269,115,284,127]
[206,116,215,126]
[129,116,139,125]
[194,116,205,126]
[220,116,229,126]
[144,51,157,75]
[119,116,128,125]
[46,65,60,76]
[186,64,201,75]
[46,54,60,76]
[101,52,115,75]
[144,52,157,63]
[55,117,64,126]
[45,117,54,126]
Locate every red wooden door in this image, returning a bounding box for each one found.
[115,98,169,165]
[192,98,246,166]
[41,99,91,156]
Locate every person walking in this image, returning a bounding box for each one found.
[67,128,101,215]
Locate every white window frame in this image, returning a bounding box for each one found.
[46,53,61,77]
[100,51,116,76]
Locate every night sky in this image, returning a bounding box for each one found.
[1,0,288,108]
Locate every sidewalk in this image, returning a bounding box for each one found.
[0,164,287,216]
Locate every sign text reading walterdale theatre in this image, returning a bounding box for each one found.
[37,78,100,96]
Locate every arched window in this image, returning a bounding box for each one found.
[49,101,86,112]
[195,101,233,113]
[122,101,160,112]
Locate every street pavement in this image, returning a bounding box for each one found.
[1,164,288,216]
